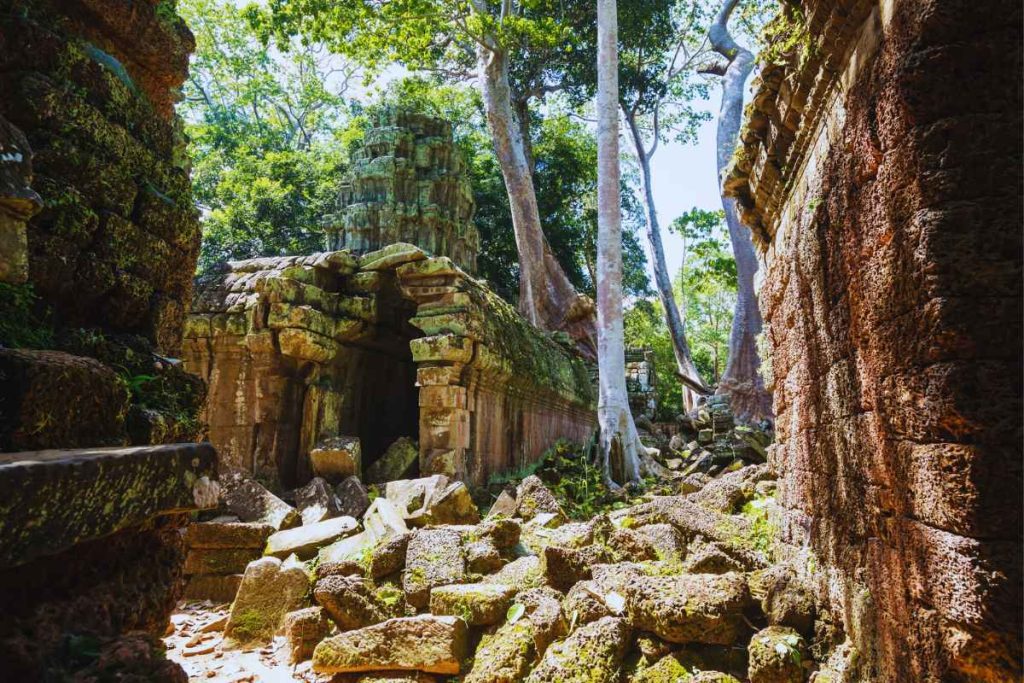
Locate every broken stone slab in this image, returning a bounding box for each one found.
[386,475,449,517]
[318,529,379,566]
[476,518,521,549]
[184,574,244,603]
[366,436,421,485]
[403,528,467,609]
[464,537,504,573]
[312,615,469,675]
[482,555,545,592]
[314,574,393,630]
[295,477,343,525]
[0,443,218,569]
[632,523,687,562]
[429,583,516,626]
[184,547,261,575]
[336,475,371,518]
[485,489,518,519]
[424,481,480,525]
[185,521,275,549]
[283,606,330,664]
[264,515,358,560]
[542,544,613,590]
[515,476,568,523]
[748,626,807,683]
[363,497,410,539]
[599,568,751,646]
[525,616,631,683]
[309,436,361,483]
[370,532,413,578]
[221,471,301,531]
[225,555,310,646]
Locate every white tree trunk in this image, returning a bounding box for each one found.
[477,45,598,359]
[625,117,710,413]
[596,0,642,483]
[709,0,772,424]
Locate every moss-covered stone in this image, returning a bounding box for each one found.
[525,616,630,683]
[312,615,469,675]
[224,555,310,646]
[429,583,516,625]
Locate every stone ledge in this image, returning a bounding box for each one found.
[0,442,218,568]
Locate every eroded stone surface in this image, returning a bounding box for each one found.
[224,556,310,646]
[312,615,469,675]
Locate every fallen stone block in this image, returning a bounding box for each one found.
[482,555,545,592]
[283,606,330,664]
[365,436,419,484]
[264,515,358,560]
[429,583,516,626]
[363,497,410,539]
[403,528,466,608]
[184,547,260,575]
[318,529,378,566]
[476,518,521,549]
[370,531,413,578]
[541,544,612,590]
[185,521,275,549]
[221,472,301,530]
[525,616,630,683]
[295,477,343,525]
[633,523,687,562]
[515,475,567,523]
[312,615,469,675]
[464,537,504,574]
[562,581,612,626]
[386,475,448,519]
[310,436,360,483]
[225,555,310,646]
[619,571,751,645]
[486,489,518,519]
[748,626,807,683]
[314,574,392,630]
[336,475,371,519]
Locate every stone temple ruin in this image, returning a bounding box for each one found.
[185,111,596,490]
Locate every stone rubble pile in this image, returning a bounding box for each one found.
[181,454,839,682]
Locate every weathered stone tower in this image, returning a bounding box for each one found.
[725,1,1022,680]
[327,110,478,273]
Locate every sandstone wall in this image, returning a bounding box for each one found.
[185,244,596,489]
[725,1,1022,680]
[0,0,200,353]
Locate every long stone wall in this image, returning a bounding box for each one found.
[725,1,1022,680]
[185,244,596,489]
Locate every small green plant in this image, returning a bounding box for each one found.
[0,283,54,349]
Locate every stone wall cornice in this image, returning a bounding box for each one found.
[723,0,876,251]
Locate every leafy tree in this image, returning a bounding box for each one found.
[179,0,354,271]
[672,208,737,384]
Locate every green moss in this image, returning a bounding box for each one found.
[228,607,269,642]
[0,284,54,349]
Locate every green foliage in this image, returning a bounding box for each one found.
[0,283,54,349]
[180,0,350,271]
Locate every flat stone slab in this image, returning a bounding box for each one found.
[185,521,275,549]
[265,516,358,560]
[312,615,469,675]
[0,443,218,569]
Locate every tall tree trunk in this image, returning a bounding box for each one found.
[708,0,772,424]
[625,115,710,414]
[596,0,643,483]
[477,45,597,359]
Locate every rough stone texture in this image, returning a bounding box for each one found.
[525,616,630,683]
[366,436,419,483]
[0,0,199,353]
[310,435,361,482]
[185,521,275,550]
[0,443,217,568]
[429,583,516,625]
[327,110,478,274]
[314,574,393,630]
[403,528,466,608]
[224,556,310,646]
[0,349,130,451]
[724,1,1022,680]
[220,471,301,530]
[296,476,343,525]
[336,475,371,519]
[0,516,189,680]
[515,475,568,522]
[282,607,330,664]
[747,627,806,683]
[312,615,470,675]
